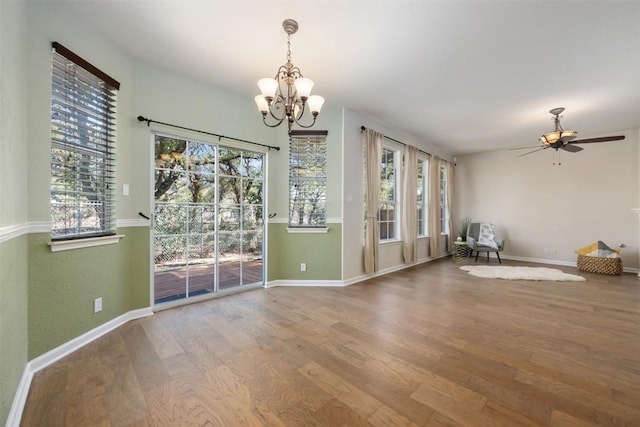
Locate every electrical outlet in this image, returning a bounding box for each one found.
[550,248,557,255]
[544,248,549,254]
[122,184,130,196]
[94,297,102,313]
[300,263,307,272]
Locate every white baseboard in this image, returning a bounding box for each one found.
[343,254,449,286]
[501,254,639,275]
[500,255,577,267]
[265,279,344,288]
[5,367,33,427]
[6,307,153,427]
[266,254,449,288]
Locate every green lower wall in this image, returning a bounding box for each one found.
[2,221,340,421]
[126,227,152,309]
[27,227,150,359]
[267,223,342,281]
[0,235,28,425]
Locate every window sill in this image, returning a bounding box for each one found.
[286,228,329,234]
[380,239,401,246]
[48,234,125,252]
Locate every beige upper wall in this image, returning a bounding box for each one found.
[0,1,30,424]
[0,0,28,227]
[25,1,280,223]
[130,61,278,221]
[268,106,344,222]
[342,108,453,281]
[454,128,640,269]
[26,0,136,222]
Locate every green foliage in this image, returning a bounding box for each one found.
[456,216,472,241]
[153,136,265,265]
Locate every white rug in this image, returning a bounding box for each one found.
[460,265,586,281]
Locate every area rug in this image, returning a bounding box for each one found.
[460,265,586,281]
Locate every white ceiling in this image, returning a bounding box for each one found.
[63,0,640,154]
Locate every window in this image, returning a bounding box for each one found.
[50,42,120,240]
[417,158,427,236]
[440,164,448,234]
[379,146,398,240]
[289,130,327,227]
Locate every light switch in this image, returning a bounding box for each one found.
[122,184,129,196]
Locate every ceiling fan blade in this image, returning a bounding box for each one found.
[509,145,543,151]
[571,135,625,144]
[517,147,546,158]
[561,144,583,153]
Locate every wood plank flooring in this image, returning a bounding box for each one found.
[21,259,640,426]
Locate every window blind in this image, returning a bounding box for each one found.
[50,42,119,240]
[289,130,328,227]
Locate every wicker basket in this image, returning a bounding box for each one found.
[577,254,623,275]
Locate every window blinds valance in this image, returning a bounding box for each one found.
[52,42,120,90]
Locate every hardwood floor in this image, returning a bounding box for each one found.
[21,259,640,426]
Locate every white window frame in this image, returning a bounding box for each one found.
[440,163,448,235]
[417,157,428,237]
[379,145,400,242]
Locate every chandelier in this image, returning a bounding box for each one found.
[254,19,324,134]
[539,107,577,145]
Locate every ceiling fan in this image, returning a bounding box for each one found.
[513,107,625,159]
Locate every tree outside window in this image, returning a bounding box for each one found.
[379,147,398,240]
[289,131,328,227]
[440,164,448,234]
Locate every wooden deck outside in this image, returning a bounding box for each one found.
[154,259,263,303]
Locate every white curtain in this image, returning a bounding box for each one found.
[363,128,383,274]
[401,145,418,263]
[446,160,454,252]
[428,155,441,258]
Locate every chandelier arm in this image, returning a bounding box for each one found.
[294,100,306,120]
[255,19,321,132]
[262,115,286,128]
[267,97,287,121]
[293,114,318,129]
[288,66,302,77]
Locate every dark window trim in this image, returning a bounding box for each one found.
[52,41,120,90]
[289,130,328,137]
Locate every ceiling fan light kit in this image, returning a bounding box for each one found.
[539,107,577,145]
[254,19,325,135]
[513,107,625,162]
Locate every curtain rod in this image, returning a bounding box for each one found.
[360,125,430,156]
[137,116,281,151]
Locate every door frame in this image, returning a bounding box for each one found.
[148,129,268,311]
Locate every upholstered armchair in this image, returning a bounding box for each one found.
[466,222,505,263]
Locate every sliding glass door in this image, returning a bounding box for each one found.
[153,134,264,306]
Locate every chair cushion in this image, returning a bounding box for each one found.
[478,223,499,249]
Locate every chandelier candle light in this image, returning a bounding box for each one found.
[255,19,324,134]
